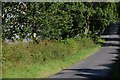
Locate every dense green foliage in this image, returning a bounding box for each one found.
[2,2,119,42]
[116,2,120,20]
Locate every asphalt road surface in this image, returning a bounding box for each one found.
[49,22,120,80]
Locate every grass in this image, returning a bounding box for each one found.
[2,37,102,78]
[2,45,101,78]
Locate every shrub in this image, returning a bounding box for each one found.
[92,35,105,45]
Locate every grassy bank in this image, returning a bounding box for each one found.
[2,37,101,78]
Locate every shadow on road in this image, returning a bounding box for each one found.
[110,23,120,80]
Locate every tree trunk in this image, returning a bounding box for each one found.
[84,16,90,35]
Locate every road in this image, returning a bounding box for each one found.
[49,22,120,80]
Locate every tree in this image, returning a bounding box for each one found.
[2,2,119,42]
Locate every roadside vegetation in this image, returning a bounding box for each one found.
[1,2,120,78]
[2,37,100,78]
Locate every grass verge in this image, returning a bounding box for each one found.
[2,45,101,78]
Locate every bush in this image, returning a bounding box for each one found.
[92,35,105,45]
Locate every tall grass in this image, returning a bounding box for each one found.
[2,37,100,78]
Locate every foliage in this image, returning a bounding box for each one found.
[2,2,119,42]
[116,2,120,20]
